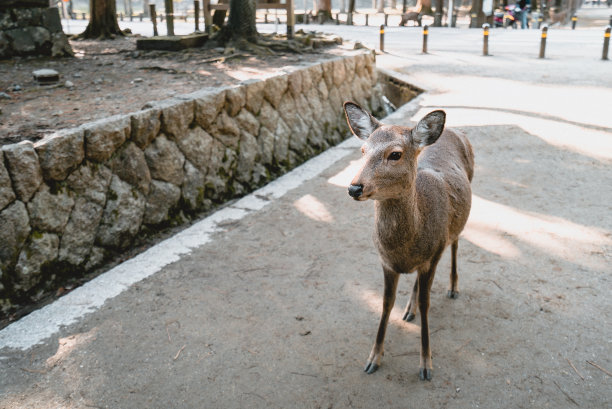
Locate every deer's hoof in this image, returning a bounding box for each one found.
[447,290,459,299]
[364,362,379,374]
[403,311,416,322]
[419,367,433,381]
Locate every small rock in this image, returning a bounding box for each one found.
[73,73,82,78]
[65,80,74,88]
[0,92,11,100]
[213,47,224,53]
[133,77,144,83]
[33,69,60,85]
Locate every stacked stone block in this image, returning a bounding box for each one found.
[0,1,73,59]
[0,51,380,311]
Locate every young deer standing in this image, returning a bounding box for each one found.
[344,102,474,380]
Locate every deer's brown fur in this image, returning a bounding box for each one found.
[344,102,474,380]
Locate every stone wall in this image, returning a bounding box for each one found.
[0,1,73,59]
[0,51,380,311]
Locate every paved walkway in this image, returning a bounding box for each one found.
[1,10,611,409]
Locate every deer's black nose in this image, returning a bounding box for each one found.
[348,184,363,199]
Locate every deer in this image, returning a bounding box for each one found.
[343,102,474,380]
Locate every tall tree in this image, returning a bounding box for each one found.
[316,0,332,22]
[215,0,258,44]
[416,0,433,14]
[80,0,124,39]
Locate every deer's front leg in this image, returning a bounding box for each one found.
[364,268,399,374]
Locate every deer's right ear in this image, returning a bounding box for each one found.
[344,102,381,140]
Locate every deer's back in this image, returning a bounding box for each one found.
[416,128,474,243]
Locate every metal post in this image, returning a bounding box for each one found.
[539,25,548,59]
[380,24,385,52]
[366,14,369,26]
[150,4,158,36]
[571,14,577,30]
[448,0,454,27]
[120,12,123,21]
[194,0,200,31]
[164,0,174,36]
[130,13,133,22]
[422,24,428,53]
[483,23,489,56]
[336,13,340,25]
[287,0,295,39]
[603,26,611,61]
[537,15,543,29]
[384,14,388,26]
[81,12,86,20]
[139,12,143,22]
[347,12,353,25]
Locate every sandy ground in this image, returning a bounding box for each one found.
[1,7,611,409]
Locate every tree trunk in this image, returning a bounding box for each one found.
[216,0,258,44]
[433,0,443,25]
[143,0,150,17]
[316,0,332,22]
[213,0,229,27]
[378,0,385,12]
[416,0,433,14]
[80,0,124,39]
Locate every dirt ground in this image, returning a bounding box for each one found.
[1,15,611,409]
[0,33,344,146]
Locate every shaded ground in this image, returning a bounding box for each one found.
[0,33,344,146]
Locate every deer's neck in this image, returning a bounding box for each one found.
[374,188,422,247]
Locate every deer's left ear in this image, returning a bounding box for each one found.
[412,110,446,148]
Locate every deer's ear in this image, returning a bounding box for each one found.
[412,110,446,148]
[344,102,381,140]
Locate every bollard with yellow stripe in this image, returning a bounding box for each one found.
[603,26,611,61]
[539,25,548,59]
[571,15,577,30]
[422,24,429,54]
[379,24,385,52]
[482,23,490,56]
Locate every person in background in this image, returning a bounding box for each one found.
[518,0,531,28]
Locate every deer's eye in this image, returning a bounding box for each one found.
[388,151,402,161]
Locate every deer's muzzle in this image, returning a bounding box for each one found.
[348,184,364,200]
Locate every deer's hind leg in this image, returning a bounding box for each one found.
[402,276,418,322]
[447,240,459,299]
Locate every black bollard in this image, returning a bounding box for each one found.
[164,0,174,36]
[422,24,428,53]
[603,26,611,60]
[571,15,577,30]
[194,0,200,31]
[150,4,159,36]
[366,14,369,26]
[82,12,86,20]
[336,13,340,25]
[139,12,143,22]
[265,14,268,23]
[539,25,548,59]
[384,14,388,26]
[483,23,490,56]
[380,24,385,52]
